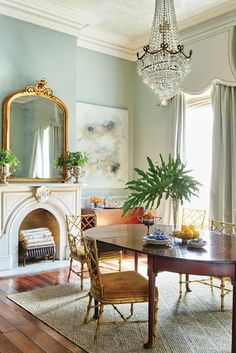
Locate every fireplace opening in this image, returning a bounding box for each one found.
[18,208,60,265]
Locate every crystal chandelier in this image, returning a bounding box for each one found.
[137,0,193,106]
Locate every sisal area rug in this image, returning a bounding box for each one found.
[8,272,232,353]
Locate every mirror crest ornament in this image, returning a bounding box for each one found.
[2,79,68,182]
[26,79,53,96]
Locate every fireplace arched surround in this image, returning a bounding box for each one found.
[0,184,81,270]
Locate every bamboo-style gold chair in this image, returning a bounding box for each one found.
[66,214,122,289]
[179,208,206,297]
[82,234,158,342]
[208,220,236,311]
[181,208,206,230]
[179,218,236,311]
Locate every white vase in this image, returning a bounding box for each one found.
[70,165,85,184]
[0,164,11,184]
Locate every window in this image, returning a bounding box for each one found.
[184,90,213,212]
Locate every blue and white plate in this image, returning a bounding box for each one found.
[142,236,171,245]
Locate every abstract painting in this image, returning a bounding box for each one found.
[76,102,128,188]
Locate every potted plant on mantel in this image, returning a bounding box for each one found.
[122,154,201,230]
[0,149,20,184]
[54,151,89,183]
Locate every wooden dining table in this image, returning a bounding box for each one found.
[84,223,236,352]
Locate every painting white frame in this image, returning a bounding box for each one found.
[76,102,128,188]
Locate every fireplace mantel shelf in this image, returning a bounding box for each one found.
[0,183,81,271]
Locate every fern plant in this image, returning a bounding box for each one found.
[0,149,20,170]
[122,154,201,217]
[54,151,89,169]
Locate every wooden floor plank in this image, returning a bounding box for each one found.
[0,314,45,353]
[0,332,23,353]
[0,297,84,353]
[0,296,84,353]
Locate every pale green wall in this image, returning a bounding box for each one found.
[76,47,134,202]
[1,13,236,206]
[133,73,170,171]
[0,14,77,148]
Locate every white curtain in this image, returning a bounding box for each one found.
[162,92,186,225]
[29,128,50,178]
[49,125,63,176]
[210,83,236,223]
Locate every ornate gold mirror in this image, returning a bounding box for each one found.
[2,79,68,181]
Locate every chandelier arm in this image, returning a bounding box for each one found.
[137,45,193,61]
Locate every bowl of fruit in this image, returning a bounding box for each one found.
[141,212,161,235]
[173,225,201,245]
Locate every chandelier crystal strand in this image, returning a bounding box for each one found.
[137,0,193,106]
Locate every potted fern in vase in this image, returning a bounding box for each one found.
[0,149,20,184]
[122,154,201,230]
[54,151,89,183]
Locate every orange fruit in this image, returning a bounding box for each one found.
[180,232,186,239]
[189,225,196,231]
[185,229,193,239]
[193,230,200,239]
[174,230,181,238]
[181,225,189,232]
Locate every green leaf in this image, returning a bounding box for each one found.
[122,154,202,216]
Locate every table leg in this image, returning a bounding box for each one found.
[232,281,236,353]
[185,274,192,292]
[134,252,139,272]
[144,255,156,349]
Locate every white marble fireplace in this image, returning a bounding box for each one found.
[0,183,81,271]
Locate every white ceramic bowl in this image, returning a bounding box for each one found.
[187,239,207,249]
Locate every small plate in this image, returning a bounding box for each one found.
[142,236,171,245]
[187,239,207,249]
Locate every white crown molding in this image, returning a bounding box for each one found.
[178,0,236,31]
[0,0,99,37]
[0,0,236,61]
[77,35,135,61]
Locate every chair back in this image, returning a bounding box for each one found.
[182,208,206,229]
[66,214,97,257]
[210,220,236,234]
[81,234,103,297]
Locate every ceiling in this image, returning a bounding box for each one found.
[0,0,235,60]
[46,0,234,41]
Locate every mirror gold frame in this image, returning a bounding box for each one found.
[2,79,68,182]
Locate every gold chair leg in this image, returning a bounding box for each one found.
[210,277,213,291]
[84,294,93,323]
[80,261,84,290]
[67,257,73,282]
[179,274,183,298]
[220,278,225,312]
[94,303,104,342]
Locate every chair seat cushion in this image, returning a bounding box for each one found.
[93,271,158,301]
[70,245,86,261]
